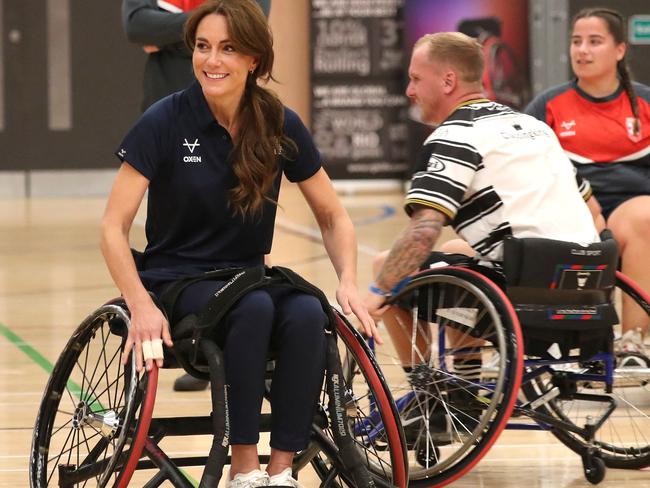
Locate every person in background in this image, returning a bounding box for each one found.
[525,7,650,367]
[122,0,270,112]
[122,0,272,391]
[103,2,376,486]
[158,0,205,14]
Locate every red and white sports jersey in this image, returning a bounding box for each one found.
[526,80,650,165]
[158,0,204,13]
[526,80,650,202]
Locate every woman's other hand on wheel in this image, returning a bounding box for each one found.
[121,299,173,372]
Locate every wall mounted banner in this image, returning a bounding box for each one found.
[310,0,410,180]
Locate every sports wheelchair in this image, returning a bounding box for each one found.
[369,234,650,486]
[29,266,408,488]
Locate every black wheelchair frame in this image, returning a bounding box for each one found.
[368,237,650,487]
[29,267,409,488]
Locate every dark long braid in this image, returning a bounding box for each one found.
[573,7,640,135]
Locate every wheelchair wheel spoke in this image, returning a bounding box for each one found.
[84,321,108,399]
[377,269,522,485]
[349,409,392,476]
[100,325,116,411]
[51,417,75,438]
[299,315,407,488]
[520,276,650,470]
[81,335,91,401]
[31,306,145,488]
[47,426,76,484]
[79,427,94,464]
[85,373,125,412]
[69,340,126,426]
[64,382,79,410]
[66,427,77,469]
[74,359,103,407]
[113,355,124,411]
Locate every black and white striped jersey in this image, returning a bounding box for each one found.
[405,99,599,263]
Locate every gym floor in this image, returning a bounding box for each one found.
[1,185,648,486]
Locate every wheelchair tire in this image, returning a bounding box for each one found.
[30,302,157,488]
[294,312,408,488]
[522,272,650,470]
[374,267,523,487]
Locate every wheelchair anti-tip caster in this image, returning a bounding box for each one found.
[582,449,606,485]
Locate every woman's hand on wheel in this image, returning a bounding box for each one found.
[121,300,173,372]
[336,282,383,345]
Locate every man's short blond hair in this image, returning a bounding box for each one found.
[414,32,484,84]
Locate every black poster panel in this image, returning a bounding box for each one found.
[310,0,409,180]
[1,1,143,170]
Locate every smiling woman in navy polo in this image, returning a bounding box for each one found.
[116,80,320,274]
[100,1,378,487]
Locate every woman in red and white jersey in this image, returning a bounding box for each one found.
[526,7,650,366]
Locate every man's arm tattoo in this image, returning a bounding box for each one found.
[376,210,444,291]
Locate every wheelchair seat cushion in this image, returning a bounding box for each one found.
[503,235,618,290]
[502,235,619,360]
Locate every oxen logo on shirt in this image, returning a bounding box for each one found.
[182,138,202,163]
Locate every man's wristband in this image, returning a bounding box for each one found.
[369,283,391,297]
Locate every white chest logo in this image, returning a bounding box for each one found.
[183,138,202,163]
[626,117,642,143]
[183,138,201,153]
[559,120,576,137]
[561,120,575,131]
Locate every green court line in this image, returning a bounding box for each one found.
[0,321,200,487]
[181,469,200,487]
[0,322,104,412]
[0,322,61,376]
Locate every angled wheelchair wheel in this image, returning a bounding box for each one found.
[295,312,408,488]
[30,300,157,488]
[522,272,650,470]
[374,267,523,487]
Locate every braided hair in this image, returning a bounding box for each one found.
[573,8,640,135]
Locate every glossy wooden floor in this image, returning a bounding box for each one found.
[1,185,649,487]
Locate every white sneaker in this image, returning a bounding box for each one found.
[226,469,270,488]
[618,328,646,354]
[617,328,650,368]
[268,468,303,487]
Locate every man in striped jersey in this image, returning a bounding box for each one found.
[366,31,598,316]
[365,32,600,442]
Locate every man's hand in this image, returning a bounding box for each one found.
[363,290,390,321]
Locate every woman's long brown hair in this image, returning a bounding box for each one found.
[185,0,296,219]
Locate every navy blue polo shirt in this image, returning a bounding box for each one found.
[115,81,321,284]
